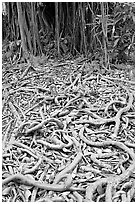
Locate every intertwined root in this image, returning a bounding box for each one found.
[2,59,135,202]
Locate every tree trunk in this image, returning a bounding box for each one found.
[72,2,76,55]
[17,2,28,57]
[55,2,60,56]
[31,2,42,56]
[101,2,109,68]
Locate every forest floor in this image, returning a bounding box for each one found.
[2,51,135,202]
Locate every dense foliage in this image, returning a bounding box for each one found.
[2,2,135,65]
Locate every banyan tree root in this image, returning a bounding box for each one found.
[13,141,54,163]
[79,124,135,202]
[85,162,135,202]
[26,118,64,134]
[2,57,135,202]
[2,173,85,192]
[24,157,42,174]
[54,151,83,184]
[79,127,135,160]
[36,133,73,150]
[74,91,133,138]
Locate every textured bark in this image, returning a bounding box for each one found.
[55,2,60,56]
[17,2,27,54]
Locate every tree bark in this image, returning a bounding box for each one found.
[55,2,60,56]
[17,2,28,56]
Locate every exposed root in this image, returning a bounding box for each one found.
[2,173,85,192]
[2,57,135,201]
